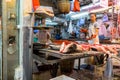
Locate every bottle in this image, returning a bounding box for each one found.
[33,33,38,43]
[104,57,113,80]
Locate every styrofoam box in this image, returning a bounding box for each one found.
[50,75,75,80]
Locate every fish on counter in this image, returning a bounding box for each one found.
[113,44,120,49]
[90,44,109,54]
[57,40,120,54]
[76,44,91,51]
[90,44,119,54]
[60,42,66,53]
[60,42,77,54]
[102,45,118,54]
[59,41,90,53]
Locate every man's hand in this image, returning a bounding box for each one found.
[86,34,96,40]
[80,28,88,33]
[92,34,96,38]
[86,37,91,40]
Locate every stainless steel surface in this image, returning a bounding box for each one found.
[0,30,1,80]
[39,49,103,58]
[36,49,103,65]
[23,27,32,80]
[2,0,8,80]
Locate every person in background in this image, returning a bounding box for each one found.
[98,12,111,40]
[110,23,117,40]
[99,20,117,40]
[46,31,52,45]
[85,13,100,65]
[118,24,120,37]
[103,20,117,40]
[40,18,46,27]
[103,21,112,39]
[86,13,99,44]
[98,19,107,40]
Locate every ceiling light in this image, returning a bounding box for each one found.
[6,0,11,2]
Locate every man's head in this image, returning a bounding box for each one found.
[90,13,96,23]
[41,18,46,25]
[103,22,109,28]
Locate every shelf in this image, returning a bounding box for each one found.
[28,6,54,18]
[28,12,54,18]
[33,53,60,65]
[31,26,54,30]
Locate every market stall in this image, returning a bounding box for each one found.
[27,0,120,80]
[33,38,120,78]
[35,48,104,77]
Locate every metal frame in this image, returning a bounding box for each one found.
[23,27,32,80]
[2,0,7,80]
[19,0,33,80]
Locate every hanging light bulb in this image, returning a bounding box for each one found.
[6,0,11,2]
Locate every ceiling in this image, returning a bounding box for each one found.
[40,0,94,15]
[40,0,58,14]
[79,0,93,6]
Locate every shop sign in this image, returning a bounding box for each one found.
[100,0,108,8]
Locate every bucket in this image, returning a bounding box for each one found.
[60,60,74,73]
[57,0,70,13]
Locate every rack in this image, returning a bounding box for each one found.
[28,8,55,74]
[31,26,54,30]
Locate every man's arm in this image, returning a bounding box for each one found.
[87,23,99,40]
[92,28,99,38]
[92,22,99,38]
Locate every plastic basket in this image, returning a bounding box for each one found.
[58,0,70,13]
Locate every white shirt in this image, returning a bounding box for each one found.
[106,26,111,38]
[88,22,99,44]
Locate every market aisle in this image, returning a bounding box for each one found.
[32,58,120,80]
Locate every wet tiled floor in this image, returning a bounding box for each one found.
[33,58,120,80]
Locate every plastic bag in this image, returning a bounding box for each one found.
[32,0,40,11]
[63,21,67,27]
[104,57,113,78]
[73,0,80,12]
[102,14,108,22]
[68,20,73,34]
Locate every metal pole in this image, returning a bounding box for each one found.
[2,0,8,80]
[112,0,114,21]
[19,0,23,67]
[19,0,33,80]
